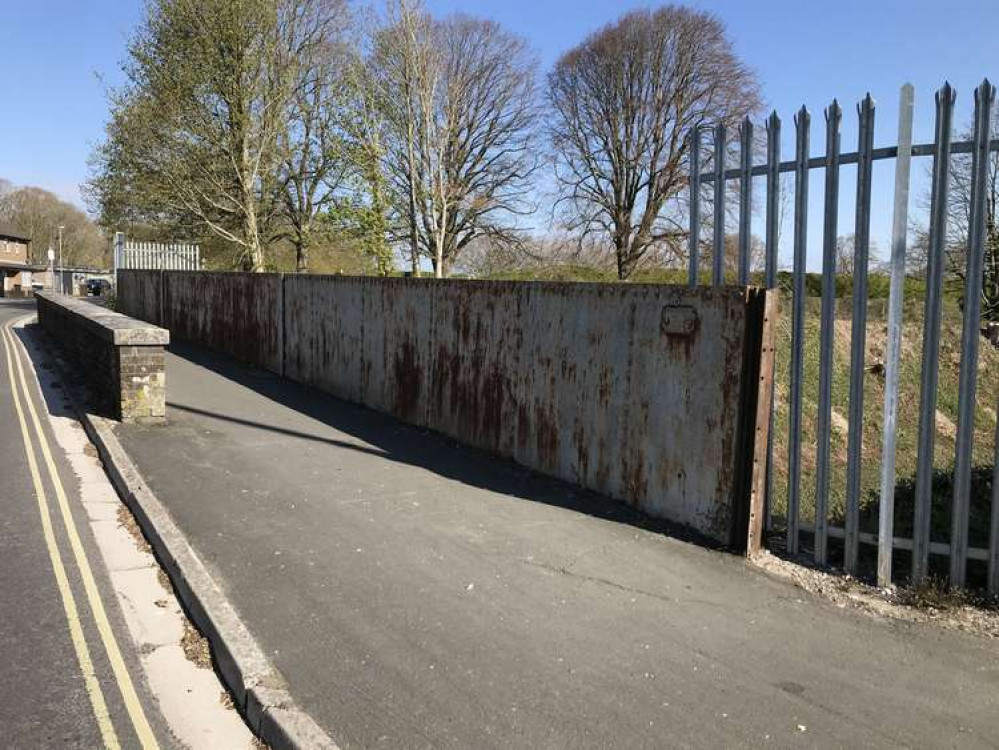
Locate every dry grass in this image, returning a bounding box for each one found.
[755,551,999,638]
[116,504,152,555]
[181,619,213,670]
[768,292,999,588]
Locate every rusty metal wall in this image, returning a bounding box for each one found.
[118,270,770,545]
[117,269,163,326]
[165,272,283,373]
[284,276,767,545]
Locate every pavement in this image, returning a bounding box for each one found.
[0,298,253,750]
[106,338,999,749]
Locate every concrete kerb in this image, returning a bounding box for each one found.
[34,319,338,750]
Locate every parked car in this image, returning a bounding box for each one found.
[86,278,112,296]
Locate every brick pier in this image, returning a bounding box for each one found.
[35,291,169,422]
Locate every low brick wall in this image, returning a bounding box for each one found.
[35,292,169,422]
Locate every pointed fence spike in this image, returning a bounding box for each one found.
[912,83,956,585]
[845,91,877,574]
[787,106,810,555]
[688,127,701,287]
[738,118,754,286]
[813,97,842,567]
[950,78,995,587]
[712,123,726,286]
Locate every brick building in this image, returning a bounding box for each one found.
[0,231,46,297]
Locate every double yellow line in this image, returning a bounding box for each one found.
[1,317,158,750]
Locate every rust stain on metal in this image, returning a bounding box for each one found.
[117,272,775,548]
[392,338,422,421]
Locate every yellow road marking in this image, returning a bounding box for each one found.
[1,323,120,749]
[4,319,159,749]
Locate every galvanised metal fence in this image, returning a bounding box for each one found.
[113,231,202,272]
[688,80,999,594]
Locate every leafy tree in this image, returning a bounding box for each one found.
[0,184,107,267]
[273,0,354,272]
[88,0,339,270]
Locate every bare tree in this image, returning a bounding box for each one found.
[373,9,538,277]
[547,5,760,279]
[363,0,432,275]
[944,111,999,320]
[910,109,999,317]
[832,234,881,276]
[274,0,353,272]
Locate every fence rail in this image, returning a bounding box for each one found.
[113,232,201,272]
[687,79,999,594]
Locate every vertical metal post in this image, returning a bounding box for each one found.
[713,123,726,287]
[57,225,63,295]
[950,79,995,588]
[844,94,876,574]
[989,416,999,595]
[814,100,841,566]
[764,112,781,532]
[912,84,956,584]
[738,118,753,286]
[688,128,701,287]
[113,231,124,288]
[787,107,810,555]
[764,113,781,290]
[879,84,915,588]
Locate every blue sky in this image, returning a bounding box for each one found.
[1,0,997,268]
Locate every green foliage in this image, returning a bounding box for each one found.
[868,466,995,549]
[87,0,347,271]
[323,195,392,276]
[0,184,108,268]
[775,270,929,302]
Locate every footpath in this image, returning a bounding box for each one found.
[111,340,998,749]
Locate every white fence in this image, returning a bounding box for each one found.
[113,232,201,272]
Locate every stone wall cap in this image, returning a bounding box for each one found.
[36,291,170,346]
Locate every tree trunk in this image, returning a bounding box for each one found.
[434,226,445,279]
[295,222,311,273]
[405,90,421,277]
[295,240,309,273]
[615,236,636,280]
[243,209,265,271]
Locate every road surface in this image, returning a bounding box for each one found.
[0,298,253,749]
[116,338,999,749]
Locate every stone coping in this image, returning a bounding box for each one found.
[35,291,169,346]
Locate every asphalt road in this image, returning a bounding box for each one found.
[0,299,173,749]
[117,340,999,750]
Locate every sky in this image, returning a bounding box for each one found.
[1,0,997,269]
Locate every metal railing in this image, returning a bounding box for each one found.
[113,232,202,272]
[687,80,999,593]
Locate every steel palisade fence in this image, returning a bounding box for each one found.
[113,231,202,272]
[687,80,999,594]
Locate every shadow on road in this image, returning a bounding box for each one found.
[168,340,727,553]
